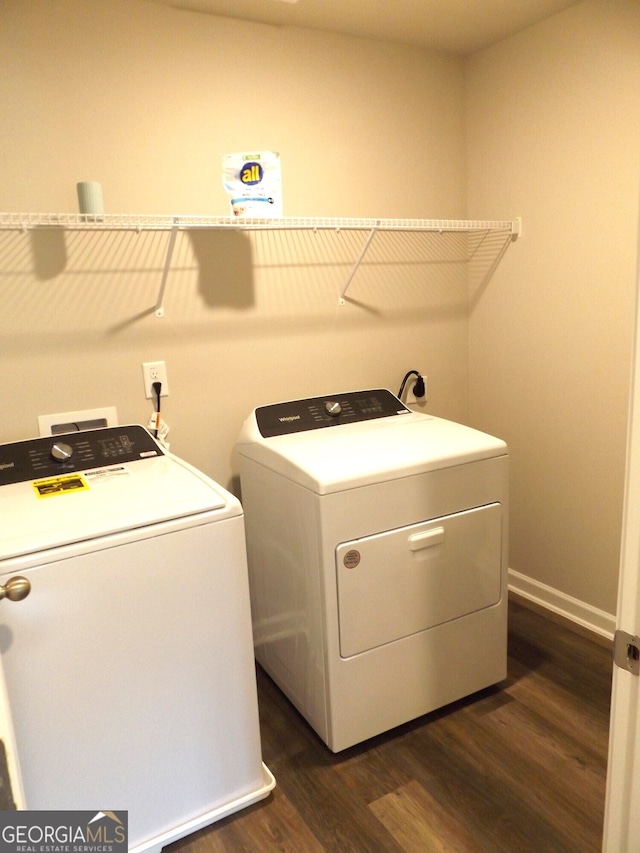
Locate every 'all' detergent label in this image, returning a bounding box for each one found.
[222,151,282,218]
[241,162,263,185]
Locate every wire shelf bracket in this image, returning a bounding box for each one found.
[339,221,380,305]
[155,222,179,318]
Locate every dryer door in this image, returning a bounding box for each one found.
[336,503,502,657]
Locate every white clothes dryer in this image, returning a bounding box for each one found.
[237,389,508,752]
[0,425,274,853]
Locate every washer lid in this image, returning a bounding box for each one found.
[0,426,237,560]
[238,394,507,494]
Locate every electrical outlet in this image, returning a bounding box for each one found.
[406,375,427,407]
[142,361,169,399]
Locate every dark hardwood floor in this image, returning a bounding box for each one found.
[168,600,612,852]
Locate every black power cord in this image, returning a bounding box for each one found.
[152,381,162,437]
[397,370,425,400]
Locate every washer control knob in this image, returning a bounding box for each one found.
[325,400,342,417]
[50,441,73,463]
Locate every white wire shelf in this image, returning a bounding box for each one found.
[1,213,521,315]
[0,212,520,236]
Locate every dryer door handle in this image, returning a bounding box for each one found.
[0,576,31,602]
[408,527,445,551]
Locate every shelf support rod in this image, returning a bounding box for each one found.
[339,221,380,305]
[156,222,179,317]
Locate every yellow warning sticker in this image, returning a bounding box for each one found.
[33,474,89,498]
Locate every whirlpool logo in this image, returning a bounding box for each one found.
[0,810,127,853]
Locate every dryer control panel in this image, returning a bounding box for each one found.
[255,389,410,438]
[0,425,163,486]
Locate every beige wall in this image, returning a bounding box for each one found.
[1,0,469,488]
[2,0,639,619]
[466,0,640,615]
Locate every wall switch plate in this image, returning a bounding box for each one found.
[142,361,169,399]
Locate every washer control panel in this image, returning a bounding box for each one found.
[0,425,163,486]
[255,389,410,438]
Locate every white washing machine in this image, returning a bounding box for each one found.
[0,425,274,852]
[237,389,508,752]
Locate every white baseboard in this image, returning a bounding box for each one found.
[508,568,616,641]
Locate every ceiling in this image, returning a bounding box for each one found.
[147,0,583,55]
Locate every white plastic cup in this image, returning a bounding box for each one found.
[76,181,104,216]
